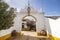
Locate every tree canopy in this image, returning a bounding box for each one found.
[0,0,16,30]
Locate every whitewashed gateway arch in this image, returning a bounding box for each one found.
[13,2,51,36]
[17,5,46,32]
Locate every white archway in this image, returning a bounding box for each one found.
[18,6,45,32]
[21,15,37,31]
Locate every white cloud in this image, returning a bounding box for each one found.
[5,0,11,3]
[5,0,28,11]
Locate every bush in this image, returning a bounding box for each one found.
[11,30,17,37]
[40,30,47,36]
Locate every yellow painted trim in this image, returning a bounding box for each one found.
[0,32,60,40]
[36,32,60,40]
[0,32,22,40]
[0,34,11,40]
[22,15,37,22]
[47,34,60,40]
[21,28,30,31]
[17,32,23,36]
[36,32,41,36]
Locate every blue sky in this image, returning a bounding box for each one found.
[5,0,60,16]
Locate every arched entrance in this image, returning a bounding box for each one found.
[21,15,37,31]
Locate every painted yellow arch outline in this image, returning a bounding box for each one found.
[22,15,37,22]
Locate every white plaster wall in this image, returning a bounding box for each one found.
[13,12,28,32]
[0,27,14,37]
[31,12,45,32]
[45,18,52,35]
[45,18,60,38]
[49,18,60,38]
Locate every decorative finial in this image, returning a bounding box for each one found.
[40,0,44,13]
[27,0,31,16]
[28,0,30,7]
[40,8,43,12]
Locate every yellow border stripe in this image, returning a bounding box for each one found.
[0,32,22,40]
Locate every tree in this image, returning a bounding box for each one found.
[0,0,16,30]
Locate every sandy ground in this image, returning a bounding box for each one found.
[6,31,51,40]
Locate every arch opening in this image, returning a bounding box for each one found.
[21,15,36,31]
